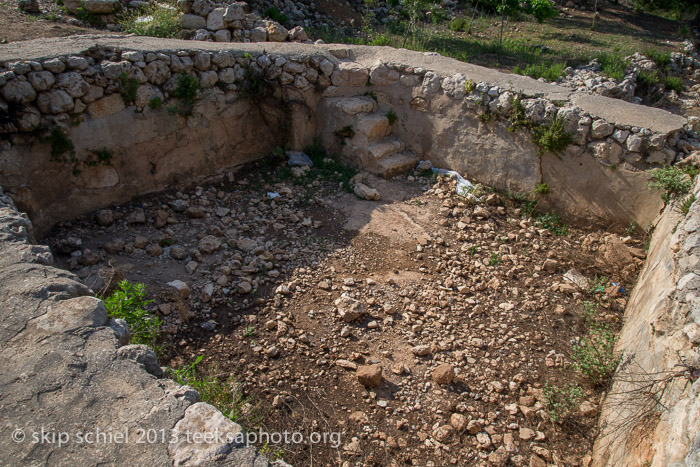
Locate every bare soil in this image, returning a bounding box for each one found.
[44,158,647,466]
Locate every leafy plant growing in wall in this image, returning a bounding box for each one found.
[531,116,573,156]
[168,74,202,117]
[648,165,694,205]
[119,72,140,104]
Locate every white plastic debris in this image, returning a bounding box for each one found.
[287,151,313,167]
[417,160,475,199]
[267,192,281,199]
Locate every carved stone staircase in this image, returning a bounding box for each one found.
[318,96,418,178]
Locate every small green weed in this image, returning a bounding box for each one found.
[244,326,256,337]
[507,94,528,132]
[159,237,174,247]
[582,300,598,323]
[535,211,568,235]
[648,165,693,205]
[85,148,113,167]
[589,275,608,293]
[478,106,495,123]
[534,183,549,195]
[464,78,475,94]
[167,356,253,423]
[386,109,398,125]
[103,279,161,347]
[624,221,640,236]
[680,194,696,215]
[148,96,162,109]
[488,251,502,267]
[571,322,620,386]
[119,72,139,104]
[259,443,285,461]
[49,127,76,163]
[543,383,584,423]
[334,125,355,140]
[304,138,358,191]
[364,90,378,102]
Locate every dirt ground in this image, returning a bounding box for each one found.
[44,156,647,466]
[0,0,107,43]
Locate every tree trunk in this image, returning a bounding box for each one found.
[692,7,700,27]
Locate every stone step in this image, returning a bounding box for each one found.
[332,96,377,115]
[367,138,405,161]
[378,152,418,178]
[354,113,391,143]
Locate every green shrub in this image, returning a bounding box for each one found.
[513,61,567,82]
[571,322,620,386]
[74,5,103,27]
[543,383,584,422]
[648,165,693,204]
[263,6,288,25]
[531,116,573,155]
[103,279,161,347]
[488,251,502,266]
[525,0,558,23]
[664,76,683,93]
[643,49,671,70]
[597,53,627,80]
[117,2,181,38]
[448,17,469,32]
[386,109,398,125]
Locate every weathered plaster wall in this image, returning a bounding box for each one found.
[0,37,689,235]
[592,188,700,466]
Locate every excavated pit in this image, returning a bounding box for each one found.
[1,37,698,467]
[41,159,648,466]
